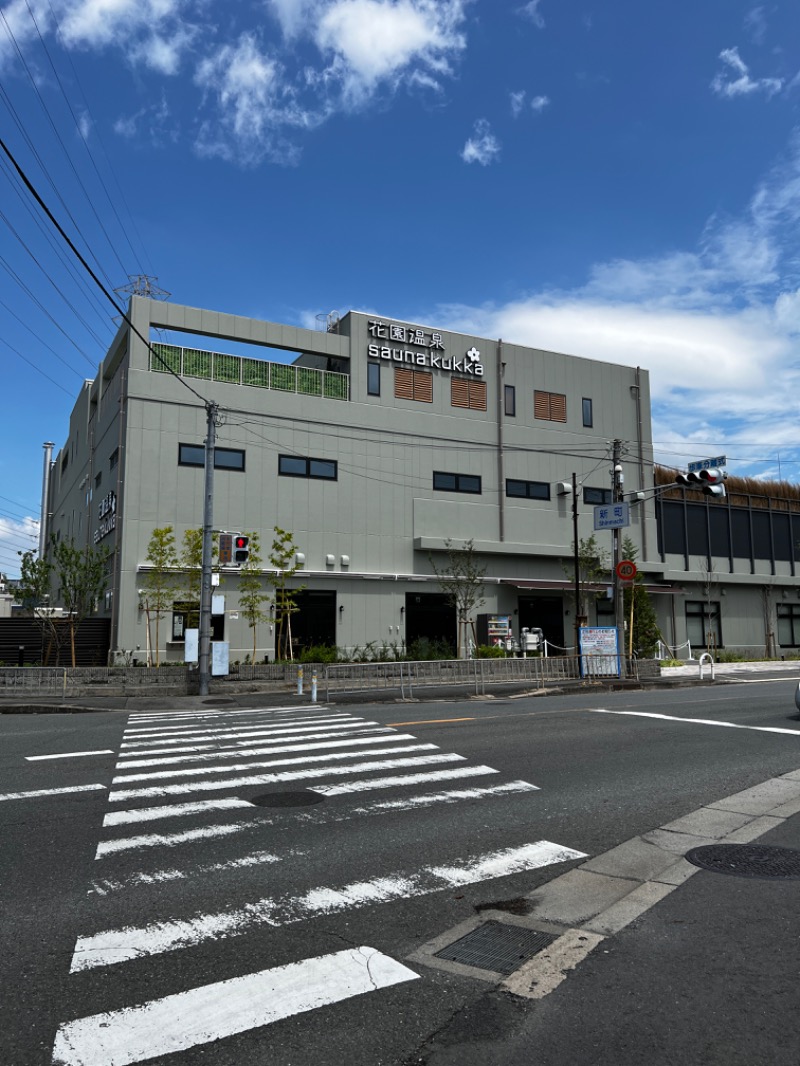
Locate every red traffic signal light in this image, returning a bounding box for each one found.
[675,468,727,498]
[234,535,250,563]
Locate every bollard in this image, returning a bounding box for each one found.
[311,669,318,703]
[297,666,304,695]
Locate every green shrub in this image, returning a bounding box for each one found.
[299,645,340,664]
[475,644,507,658]
[405,637,454,661]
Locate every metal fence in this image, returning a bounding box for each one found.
[323,655,640,700]
[0,666,192,696]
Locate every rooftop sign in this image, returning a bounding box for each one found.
[367,319,485,377]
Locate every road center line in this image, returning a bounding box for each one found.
[26,750,114,761]
[590,709,800,735]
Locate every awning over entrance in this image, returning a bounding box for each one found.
[501,579,679,595]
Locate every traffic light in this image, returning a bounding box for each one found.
[675,468,727,498]
[234,535,250,564]
[219,533,232,565]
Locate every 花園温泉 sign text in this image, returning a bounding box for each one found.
[367,320,484,376]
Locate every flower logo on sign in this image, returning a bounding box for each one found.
[466,347,481,363]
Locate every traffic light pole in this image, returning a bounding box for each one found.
[198,401,219,697]
[612,439,625,673]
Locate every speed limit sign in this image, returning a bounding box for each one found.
[616,560,637,581]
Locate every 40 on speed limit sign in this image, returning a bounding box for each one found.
[616,560,637,581]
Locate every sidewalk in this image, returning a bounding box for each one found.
[410,774,800,1065]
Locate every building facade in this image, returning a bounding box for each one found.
[44,296,799,664]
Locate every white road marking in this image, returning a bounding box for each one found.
[89,849,284,894]
[95,821,259,858]
[103,797,254,827]
[120,721,373,747]
[54,947,417,1066]
[112,743,437,784]
[108,753,464,802]
[117,726,391,759]
[123,715,356,738]
[115,731,412,768]
[0,784,106,802]
[352,780,539,811]
[26,751,114,761]
[591,709,800,735]
[313,764,498,796]
[128,706,323,720]
[70,841,586,971]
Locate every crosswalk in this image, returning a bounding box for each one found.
[51,705,586,1065]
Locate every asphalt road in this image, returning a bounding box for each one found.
[2,679,800,1066]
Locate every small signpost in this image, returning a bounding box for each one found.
[593,502,630,531]
[615,560,637,582]
[687,455,726,473]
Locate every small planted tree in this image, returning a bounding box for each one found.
[141,527,179,666]
[179,527,220,630]
[621,537,659,658]
[237,532,269,661]
[430,539,486,659]
[268,526,305,660]
[563,534,610,621]
[16,549,62,663]
[50,537,112,667]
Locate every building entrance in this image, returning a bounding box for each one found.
[290,590,337,655]
[517,596,564,651]
[404,592,456,656]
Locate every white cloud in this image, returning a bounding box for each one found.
[460,118,500,165]
[744,5,767,45]
[530,94,549,112]
[518,0,544,29]
[0,516,39,579]
[129,26,197,75]
[430,134,800,472]
[510,90,526,117]
[313,0,467,105]
[58,0,186,49]
[711,46,783,99]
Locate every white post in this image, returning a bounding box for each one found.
[297,666,304,695]
[311,669,318,703]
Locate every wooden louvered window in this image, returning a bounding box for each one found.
[534,390,567,422]
[395,368,433,402]
[451,378,487,410]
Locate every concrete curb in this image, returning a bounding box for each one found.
[409,769,800,1000]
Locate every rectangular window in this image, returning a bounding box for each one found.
[534,390,567,422]
[506,479,550,500]
[433,471,482,494]
[686,601,722,650]
[582,397,593,427]
[61,452,69,473]
[178,444,245,471]
[395,367,433,402]
[583,486,613,505]
[778,604,800,647]
[367,362,381,396]
[94,472,102,489]
[504,384,516,417]
[279,454,338,480]
[451,378,487,411]
[109,448,118,470]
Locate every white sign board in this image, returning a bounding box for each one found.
[185,628,199,664]
[211,641,230,676]
[688,455,726,472]
[578,626,620,677]
[212,594,225,615]
[593,502,630,531]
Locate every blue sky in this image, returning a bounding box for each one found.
[1,0,800,576]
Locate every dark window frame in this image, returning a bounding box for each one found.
[504,384,516,417]
[109,448,119,470]
[367,362,381,396]
[583,486,612,505]
[178,443,246,471]
[686,600,722,650]
[582,397,593,427]
[433,471,482,495]
[777,603,800,647]
[278,454,338,481]
[506,478,550,500]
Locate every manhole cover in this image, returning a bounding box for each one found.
[203,698,235,705]
[685,843,800,879]
[248,791,325,808]
[434,921,557,975]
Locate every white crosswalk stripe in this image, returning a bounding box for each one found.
[52,705,583,1065]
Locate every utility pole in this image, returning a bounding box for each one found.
[572,471,580,653]
[611,439,625,673]
[198,401,219,697]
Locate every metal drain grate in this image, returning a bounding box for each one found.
[685,843,800,880]
[202,698,235,705]
[248,790,325,808]
[434,921,558,975]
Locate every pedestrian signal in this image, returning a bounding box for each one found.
[219,533,233,565]
[234,535,250,564]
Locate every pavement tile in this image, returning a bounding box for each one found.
[707,778,800,816]
[580,836,683,882]
[582,880,677,936]
[525,869,638,926]
[723,814,784,843]
[659,806,753,838]
[640,828,717,854]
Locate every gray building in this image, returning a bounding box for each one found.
[48,295,797,666]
